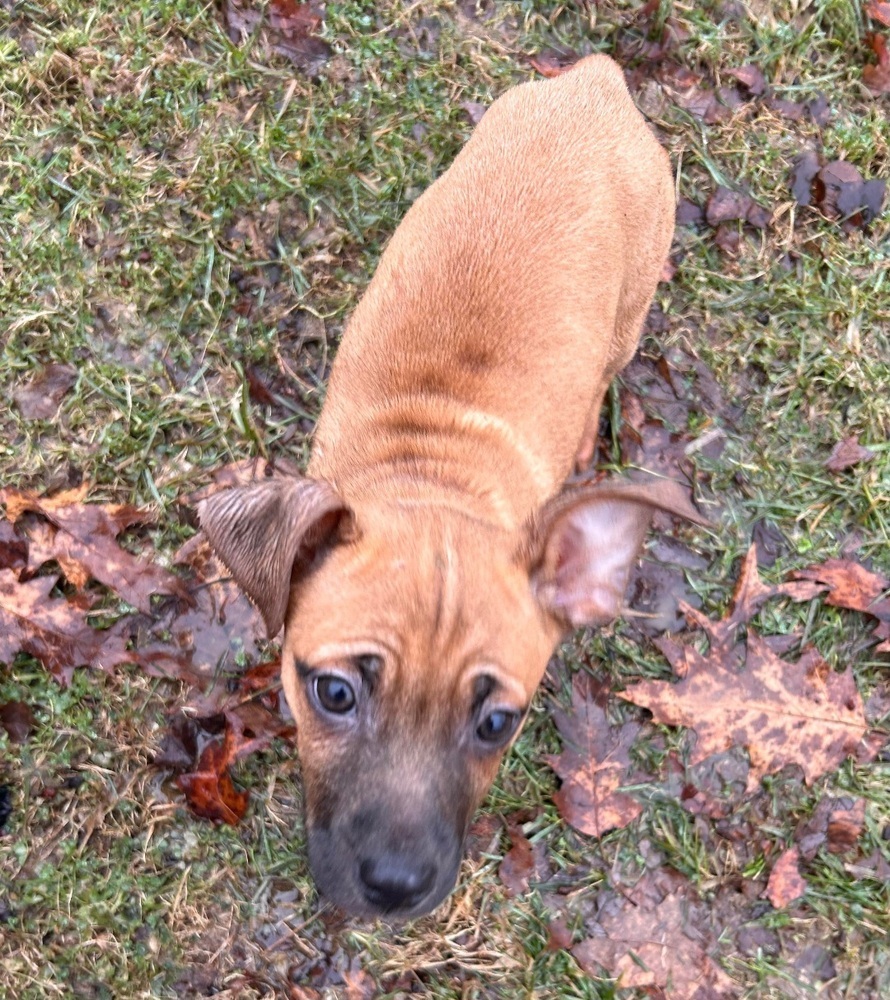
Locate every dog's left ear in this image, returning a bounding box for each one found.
[197,477,353,637]
[525,476,709,630]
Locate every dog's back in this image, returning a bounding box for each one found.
[309,56,674,522]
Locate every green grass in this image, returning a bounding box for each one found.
[2,1,889,997]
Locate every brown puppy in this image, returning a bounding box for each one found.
[199,55,705,919]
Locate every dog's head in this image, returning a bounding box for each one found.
[198,474,704,918]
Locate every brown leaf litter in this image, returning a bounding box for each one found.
[765,847,807,909]
[793,558,890,653]
[571,869,735,997]
[547,674,643,838]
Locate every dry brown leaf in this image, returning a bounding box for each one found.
[793,558,890,650]
[13,363,77,420]
[547,674,643,837]
[765,847,807,908]
[342,969,376,1000]
[825,434,876,471]
[224,0,330,76]
[706,186,752,226]
[864,31,890,93]
[4,488,189,612]
[623,630,868,796]
[546,915,574,952]
[682,545,824,662]
[528,49,580,77]
[572,871,735,996]
[827,799,866,853]
[0,700,35,743]
[0,521,27,573]
[499,820,535,897]
[790,150,821,206]
[727,63,767,96]
[176,711,277,825]
[867,2,890,26]
[0,570,137,686]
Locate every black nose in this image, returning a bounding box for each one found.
[358,852,436,912]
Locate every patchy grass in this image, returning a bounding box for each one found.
[1,1,889,997]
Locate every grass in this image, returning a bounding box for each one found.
[1,0,889,997]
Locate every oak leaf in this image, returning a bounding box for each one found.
[623,634,868,795]
[0,570,137,685]
[3,488,189,612]
[547,674,643,837]
[792,558,890,651]
[681,545,824,663]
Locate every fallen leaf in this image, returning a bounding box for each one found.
[625,635,868,795]
[268,0,320,35]
[154,713,202,770]
[224,0,330,76]
[342,968,376,1000]
[766,96,805,120]
[627,557,703,636]
[175,711,274,825]
[528,49,580,78]
[466,813,501,862]
[866,2,890,27]
[460,100,487,124]
[0,701,35,743]
[863,31,890,94]
[706,186,752,226]
[546,915,574,952]
[827,799,866,853]
[806,93,831,125]
[825,434,876,472]
[0,521,27,573]
[139,534,269,685]
[4,488,190,613]
[765,847,807,908]
[790,151,821,206]
[681,545,824,662]
[572,870,735,996]
[752,519,786,568]
[177,726,249,825]
[499,821,535,897]
[547,674,643,837]
[676,198,704,226]
[713,223,741,255]
[0,570,138,686]
[792,558,890,650]
[814,160,886,227]
[727,63,767,96]
[13,363,77,420]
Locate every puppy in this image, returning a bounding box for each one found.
[199,54,705,918]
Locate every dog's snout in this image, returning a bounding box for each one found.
[359,852,436,912]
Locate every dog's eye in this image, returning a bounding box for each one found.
[476,709,520,745]
[314,675,357,715]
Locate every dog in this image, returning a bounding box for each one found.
[198,54,706,919]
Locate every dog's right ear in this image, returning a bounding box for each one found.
[197,477,353,638]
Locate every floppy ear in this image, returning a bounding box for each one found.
[197,477,352,637]
[526,476,709,630]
